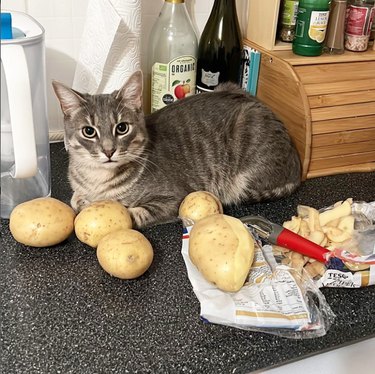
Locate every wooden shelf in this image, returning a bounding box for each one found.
[245,0,375,54]
[253,41,375,65]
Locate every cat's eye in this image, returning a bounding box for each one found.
[82,126,97,138]
[115,122,130,136]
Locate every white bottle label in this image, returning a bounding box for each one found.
[200,69,220,88]
[308,10,330,43]
[151,55,196,112]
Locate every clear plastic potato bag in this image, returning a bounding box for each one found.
[272,200,375,288]
[181,223,335,339]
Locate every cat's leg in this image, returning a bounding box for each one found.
[127,207,155,228]
[127,199,179,228]
[70,192,91,212]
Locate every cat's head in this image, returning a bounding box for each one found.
[52,71,147,168]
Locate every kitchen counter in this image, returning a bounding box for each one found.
[1,142,375,374]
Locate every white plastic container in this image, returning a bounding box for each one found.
[1,11,51,218]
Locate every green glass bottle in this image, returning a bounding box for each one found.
[196,0,242,93]
[293,0,332,56]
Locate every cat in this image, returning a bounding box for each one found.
[52,71,301,228]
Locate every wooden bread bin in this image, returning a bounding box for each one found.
[244,39,375,180]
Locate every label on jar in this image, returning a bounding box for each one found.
[151,55,196,112]
[282,0,299,26]
[345,5,375,51]
[346,5,370,35]
[308,10,330,43]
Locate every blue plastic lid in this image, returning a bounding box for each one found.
[1,12,26,39]
[1,13,12,39]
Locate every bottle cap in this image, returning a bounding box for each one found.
[1,13,13,39]
[1,13,27,40]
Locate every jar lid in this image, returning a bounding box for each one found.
[1,13,26,39]
[1,11,44,45]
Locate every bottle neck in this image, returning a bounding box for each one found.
[207,0,239,30]
[159,0,190,23]
[207,0,240,38]
[211,0,237,16]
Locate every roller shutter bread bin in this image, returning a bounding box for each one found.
[244,39,375,180]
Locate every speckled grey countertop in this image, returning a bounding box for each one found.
[1,142,375,374]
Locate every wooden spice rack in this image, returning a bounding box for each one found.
[246,0,291,51]
[244,39,375,180]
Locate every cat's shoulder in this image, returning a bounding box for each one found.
[146,82,257,123]
[214,81,244,95]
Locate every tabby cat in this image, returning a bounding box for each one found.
[52,71,301,228]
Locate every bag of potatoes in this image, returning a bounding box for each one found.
[181,213,335,338]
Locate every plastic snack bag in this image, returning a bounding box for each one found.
[271,201,375,288]
[181,225,335,339]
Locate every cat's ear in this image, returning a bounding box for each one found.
[52,81,87,117]
[116,70,143,110]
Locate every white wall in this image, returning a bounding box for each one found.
[1,0,249,141]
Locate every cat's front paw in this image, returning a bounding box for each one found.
[71,193,91,212]
[127,207,154,228]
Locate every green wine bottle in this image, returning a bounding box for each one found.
[196,0,242,93]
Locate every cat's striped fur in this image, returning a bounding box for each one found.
[52,71,301,228]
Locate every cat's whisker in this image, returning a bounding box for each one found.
[115,97,124,116]
[126,153,158,178]
[81,102,93,122]
[131,149,160,171]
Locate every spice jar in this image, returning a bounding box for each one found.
[345,0,375,51]
[367,0,375,40]
[278,1,300,42]
[324,0,347,54]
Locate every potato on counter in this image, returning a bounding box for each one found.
[189,214,255,292]
[74,200,132,248]
[97,229,154,279]
[179,191,223,223]
[9,197,75,247]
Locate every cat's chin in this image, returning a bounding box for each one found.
[99,158,131,169]
[101,160,121,168]
[103,160,118,164]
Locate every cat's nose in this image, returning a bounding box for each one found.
[103,148,116,159]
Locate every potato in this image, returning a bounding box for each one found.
[9,197,75,247]
[74,200,132,248]
[97,229,154,279]
[179,191,223,223]
[189,214,255,292]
